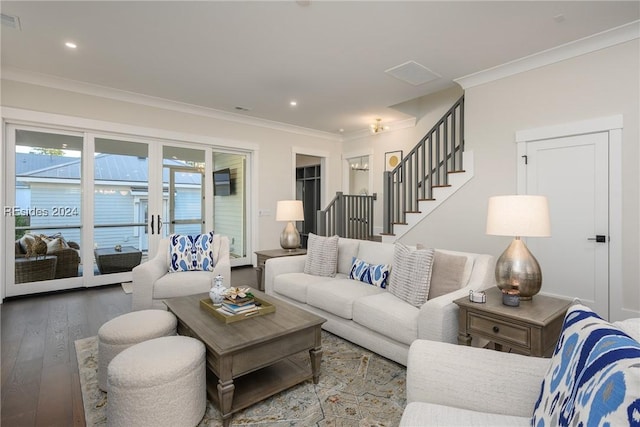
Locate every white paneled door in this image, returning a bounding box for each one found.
[524,132,609,317]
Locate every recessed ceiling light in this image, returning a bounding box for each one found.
[65,42,77,49]
[290,100,297,107]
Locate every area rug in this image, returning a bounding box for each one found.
[75,331,406,426]
[120,282,133,294]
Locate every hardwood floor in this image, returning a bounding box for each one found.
[1,266,257,427]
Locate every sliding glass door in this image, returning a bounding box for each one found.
[164,146,206,236]
[4,123,252,297]
[6,127,85,295]
[92,137,150,282]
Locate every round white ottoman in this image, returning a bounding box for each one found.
[97,309,177,391]
[106,336,206,427]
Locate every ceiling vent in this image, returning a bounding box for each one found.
[385,61,440,86]
[1,13,21,30]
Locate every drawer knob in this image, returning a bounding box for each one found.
[492,326,500,333]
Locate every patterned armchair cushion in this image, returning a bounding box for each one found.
[168,232,216,272]
[531,304,640,427]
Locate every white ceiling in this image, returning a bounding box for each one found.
[1,1,638,135]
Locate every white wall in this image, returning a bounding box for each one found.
[401,40,640,316]
[0,80,344,254]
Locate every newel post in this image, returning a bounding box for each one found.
[383,173,392,234]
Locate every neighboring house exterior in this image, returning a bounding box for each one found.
[16,152,202,250]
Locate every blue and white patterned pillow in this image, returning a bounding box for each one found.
[369,263,391,288]
[349,257,370,283]
[349,257,391,289]
[169,232,216,272]
[531,304,640,427]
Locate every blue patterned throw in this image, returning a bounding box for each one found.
[531,304,640,427]
[169,232,216,272]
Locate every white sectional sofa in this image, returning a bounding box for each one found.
[264,237,495,366]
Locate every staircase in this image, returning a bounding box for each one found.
[315,95,470,243]
[381,152,473,243]
[381,95,472,243]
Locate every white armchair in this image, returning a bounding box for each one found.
[131,235,231,311]
[400,316,640,426]
[400,339,547,426]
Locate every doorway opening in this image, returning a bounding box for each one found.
[296,154,321,248]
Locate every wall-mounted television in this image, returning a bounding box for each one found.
[213,168,232,196]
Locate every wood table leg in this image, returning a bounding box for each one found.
[309,346,322,384]
[218,379,235,427]
[458,332,472,346]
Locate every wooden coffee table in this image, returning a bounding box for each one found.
[164,289,326,427]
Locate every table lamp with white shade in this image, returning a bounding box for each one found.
[486,195,551,300]
[276,200,304,250]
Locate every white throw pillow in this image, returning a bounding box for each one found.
[388,243,435,307]
[19,234,35,253]
[45,237,64,253]
[304,233,339,277]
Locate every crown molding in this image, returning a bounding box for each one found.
[1,67,342,142]
[455,20,640,90]
[341,117,417,142]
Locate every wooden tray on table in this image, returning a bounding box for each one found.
[199,296,276,324]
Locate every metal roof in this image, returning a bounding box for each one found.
[17,153,202,185]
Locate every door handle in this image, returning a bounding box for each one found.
[587,235,607,243]
[157,215,162,233]
[150,215,155,235]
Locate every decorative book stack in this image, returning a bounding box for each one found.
[216,287,259,317]
[200,287,275,323]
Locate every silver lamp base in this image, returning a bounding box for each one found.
[495,237,542,300]
[280,221,300,250]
